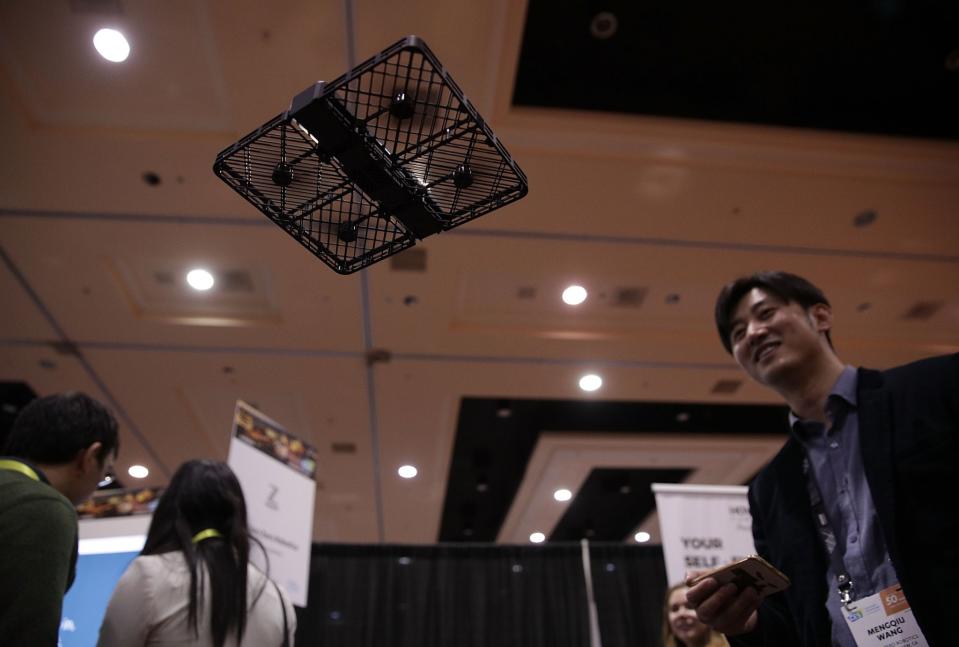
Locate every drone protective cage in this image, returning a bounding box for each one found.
[213,36,529,274]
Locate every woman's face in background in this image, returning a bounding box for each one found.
[667,587,710,645]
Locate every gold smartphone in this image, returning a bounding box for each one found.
[688,555,790,599]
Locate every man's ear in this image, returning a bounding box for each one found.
[808,303,833,335]
[77,441,104,474]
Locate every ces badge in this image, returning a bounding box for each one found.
[843,584,928,647]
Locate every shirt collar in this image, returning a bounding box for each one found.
[788,365,858,434]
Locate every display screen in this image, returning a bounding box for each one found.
[58,530,146,646]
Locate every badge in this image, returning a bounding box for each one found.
[843,584,928,647]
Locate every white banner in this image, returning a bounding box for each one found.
[652,483,755,586]
[227,400,317,607]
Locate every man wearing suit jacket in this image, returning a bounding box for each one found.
[686,271,957,646]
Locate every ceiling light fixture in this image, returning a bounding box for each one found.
[398,464,418,479]
[128,465,149,479]
[529,532,546,544]
[186,269,215,291]
[634,531,651,543]
[553,488,572,502]
[562,285,588,305]
[93,28,130,63]
[589,12,619,39]
[579,374,602,392]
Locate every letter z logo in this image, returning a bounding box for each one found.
[266,484,280,510]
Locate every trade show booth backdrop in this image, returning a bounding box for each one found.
[296,542,667,647]
[63,520,667,646]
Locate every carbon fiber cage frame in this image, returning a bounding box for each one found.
[213,36,528,274]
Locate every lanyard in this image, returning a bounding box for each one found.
[0,459,41,482]
[191,528,223,544]
[802,456,856,608]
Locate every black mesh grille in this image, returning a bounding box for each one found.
[214,37,528,274]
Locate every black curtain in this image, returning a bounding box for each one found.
[295,542,666,647]
[589,543,668,647]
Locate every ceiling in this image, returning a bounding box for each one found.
[1,0,957,546]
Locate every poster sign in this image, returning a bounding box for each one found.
[77,485,162,519]
[652,483,755,586]
[228,400,317,606]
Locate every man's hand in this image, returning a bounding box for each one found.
[684,573,761,635]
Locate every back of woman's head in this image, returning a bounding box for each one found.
[147,459,248,545]
[143,460,252,647]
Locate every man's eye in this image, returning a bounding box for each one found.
[759,308,775,319]
[731,328,744,342]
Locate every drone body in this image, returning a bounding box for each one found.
[214,36,528,274]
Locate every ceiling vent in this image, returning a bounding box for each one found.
[69,0,123,14]
[612,287,647,308]
[711,379,742,394]
[48,341,81,357]
[901,301,943,321]
[516,286,537,300]
[390,248,428,272]
[220,269,255,292]
[331,442,356,454]
[153,270,174,286]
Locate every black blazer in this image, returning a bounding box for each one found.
[730,353,959,647]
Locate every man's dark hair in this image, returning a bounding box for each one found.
[4,392,119,465]
[715,271,832,354]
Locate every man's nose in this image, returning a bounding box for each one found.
[745,320,768,347]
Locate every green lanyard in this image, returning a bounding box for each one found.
[0,459,40,482]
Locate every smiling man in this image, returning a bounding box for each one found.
[685,271,958,646]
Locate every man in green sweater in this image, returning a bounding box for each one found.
[0,392,119,646]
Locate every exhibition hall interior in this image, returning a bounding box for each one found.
[1,1,957,644]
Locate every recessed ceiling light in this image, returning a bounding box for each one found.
[634,531,651,543]
[562,285,587,305]
[93,28,130,63]
[589,12,618,39]
[128,465,149,479]
[579,374,602,392]
[529,532,546,544]
[553,488,572,502]
[398,464,418,479]
[186,269,214,291]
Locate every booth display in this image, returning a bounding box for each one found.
[228,400,317,607]
[59,515,151,646]
[652,483,756,586]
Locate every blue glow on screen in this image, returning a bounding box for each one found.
[59,551,137,646]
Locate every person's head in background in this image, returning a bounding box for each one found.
[4,392,119,504]
[662,583,727,647]
[142,459,257,647]
[714,271,841,397]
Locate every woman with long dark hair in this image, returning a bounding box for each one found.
[97,460,294,646]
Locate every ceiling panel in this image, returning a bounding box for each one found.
[0,0,957,547]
